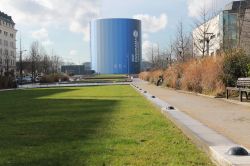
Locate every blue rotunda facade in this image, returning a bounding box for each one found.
[90,18,142,74]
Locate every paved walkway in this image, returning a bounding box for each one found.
[134,79,250,149]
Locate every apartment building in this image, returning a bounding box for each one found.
[0,11,17,75]
[193,0,250,56]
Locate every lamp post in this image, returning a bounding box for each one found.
[19,49,27,84]
[177,46,183,62]
[18,34,27,85]
[127,54,130,77]
[205,33,214,56]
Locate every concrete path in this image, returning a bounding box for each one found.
[134,79,250,150]
[132,82,250,166]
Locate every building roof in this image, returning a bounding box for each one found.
[224,0,250,11]
[0,11,15,24]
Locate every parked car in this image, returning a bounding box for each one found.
[22,76,32,84]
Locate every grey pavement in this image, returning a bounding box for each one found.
[133,79,250,149]
[132,79,250,166]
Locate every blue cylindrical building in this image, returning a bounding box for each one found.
[90,18,142,74]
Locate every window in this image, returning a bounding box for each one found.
[0,29,2,34]
[4,31,8,36]
[4,49,8,56]
[4,40,8,47]
[11,51,14,57]
[0,39,2,45]
[10,42,14,48]
[210,35,216,40]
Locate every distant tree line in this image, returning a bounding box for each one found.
[17,41,63,79]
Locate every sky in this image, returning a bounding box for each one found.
[0,0,232,64]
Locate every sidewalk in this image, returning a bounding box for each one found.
[134,79,250,149]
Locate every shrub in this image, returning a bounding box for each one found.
[139,72,150,81]
[0,76,17,89]
[149,70,164,84]
[139,50,250,96]
[200,56,225,95]
[223,49,250,86]
[247,64,250,77]
[40,74,69,83]
[180,60,203,93]
[163,64,183,89]
[61,75,69,82]
[140,56,225,96]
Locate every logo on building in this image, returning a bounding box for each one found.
[133,30,139,38]
[133,30,140,63]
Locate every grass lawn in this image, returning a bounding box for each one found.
[71,78,129,84]
[92,74,128,79]
[0,85,214,166]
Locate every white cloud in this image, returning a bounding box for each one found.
[133,13,168,33]
[187,0,212,17]
[32,28,49,40]
[42,40,54,46]
[187,0,227,18]
[69,1,100,41]
[69,50,78,56]
[32,28,53,46]
[142,33,149,40]
[142,40,158,60]
[0,0,100,42]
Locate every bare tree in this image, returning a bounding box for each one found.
[20,41,64,76]
[173,21,193,62]
[51,55,62,74]
[143,44,155,69]
[30,41,40,82]
[166,42,174,66]
[192,5,215,57]
[42,54,51,74]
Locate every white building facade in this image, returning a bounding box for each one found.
[193,14,222,57]
[0,11,17,75]
[193,0,250,56]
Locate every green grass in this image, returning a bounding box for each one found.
[0,85,214,166]
[71,78,129,84]
[92,74,128,79]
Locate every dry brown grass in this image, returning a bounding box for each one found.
[139,71,150,81]
[139,70,164,84]
[140,56,226,96]
[180,60,203,93]
[163,64,183,89]
[200,56,225,95]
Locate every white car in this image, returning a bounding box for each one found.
[22,76,32,83]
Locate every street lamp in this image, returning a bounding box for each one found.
[19,49,27,84]
[205,33,214,56]
[127,54,130,77]
[177,46,183,62]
